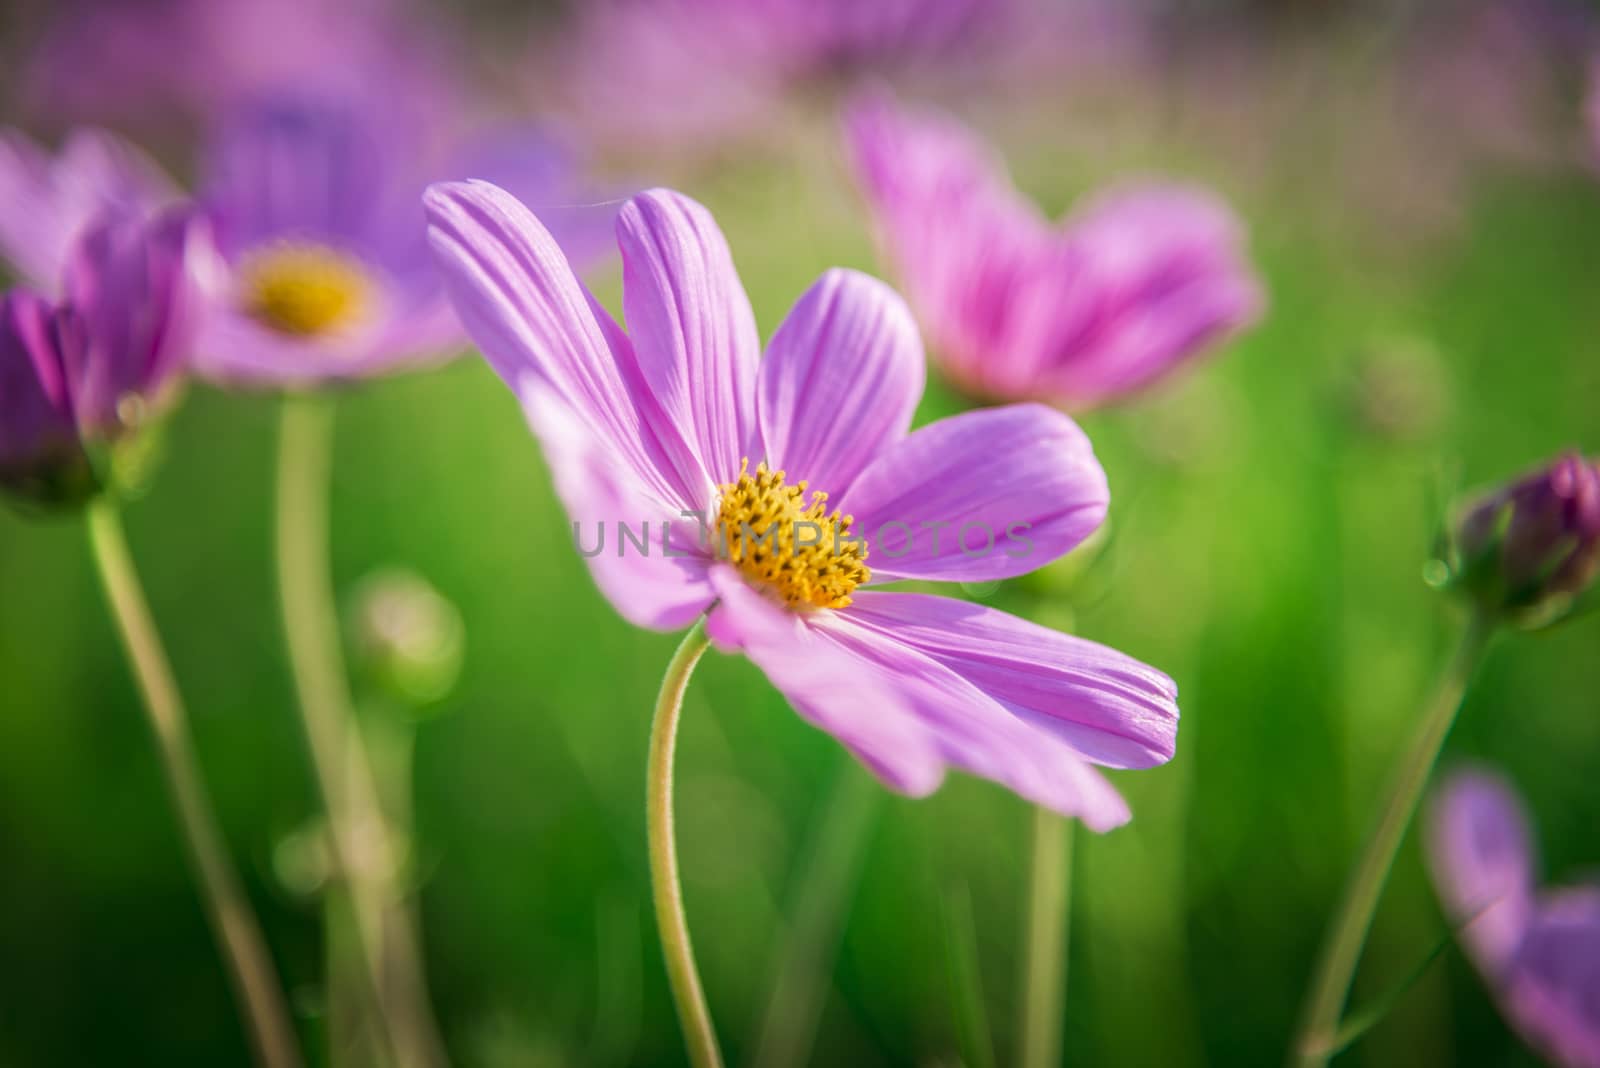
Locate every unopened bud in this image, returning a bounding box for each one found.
[347,569,465,711]
[1447,452,1600,626]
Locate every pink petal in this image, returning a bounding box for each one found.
[618,189,760,492]
[844,591,1177,769]
[704,566,945,795]
[1427,767,1538,976]
[840,403,1108,583]
[1505,886,1600,1068]
[757,267,924,498]
[423,180,700,510]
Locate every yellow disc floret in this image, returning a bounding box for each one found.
[716,459,870,610]
[238,241,370,337]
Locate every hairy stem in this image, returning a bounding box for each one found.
[646,620,723,1068]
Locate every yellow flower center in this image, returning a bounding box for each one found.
[238,241,370,337]
[716,459,870,610]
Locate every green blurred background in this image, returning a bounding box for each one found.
[3,7,1600,1067]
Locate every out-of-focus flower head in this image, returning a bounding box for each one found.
[20,0,468,136]
[1428,768,1600,1068]
[845,91,1264,411]
[1447,451,1600,627]
[1586,55,1600,168]
[0,209,208,507]
[1402,0,1598,172]
[425,179,1181,829]
[546,0,1121,152]
[0,128,178,289]
[191,92,616,389]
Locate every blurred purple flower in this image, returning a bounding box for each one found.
[1587,57,1600,168]
[1455,451,1600,619]
[1428,768,1600,1068]
[844,91,1263,410]
[191,95,613,388]
[21,0,467,134]
[1,209,206,505]
[1402,0,1596,172]
[425,180,1179,829]
[0,128,178,290]
[547,0,1097,150]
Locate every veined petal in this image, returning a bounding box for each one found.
[812,606,1132,830]
[525,382,716,631]
[844,592,1177,769]
[618,188,760,491]
[424,179,699,510]
[758,268,924,498]
[841,403,1108,582]
[1427,768,1539,976]
[704,565,946,795]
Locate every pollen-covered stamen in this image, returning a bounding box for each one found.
[238,241,370,337]
[716,459,870,610]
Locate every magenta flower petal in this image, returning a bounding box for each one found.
[811,605,1133,830]
[524,383,717,630]
[0,291,81,487]
[843,591,1178,769]
[1505,886,1600,1068]
[617,189,761,491]
[1428,767,1539,974]
[845,90,1261,409]
[424,180,701,511]
[705,565,945,795]
[60,208,207,431]
[840,403,1108,582]
[0,127,177,290]
[758,267,925,499]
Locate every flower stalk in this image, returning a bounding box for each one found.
[1291,612,1497,1066]
[87,498,303,1068]
[275,393,447,1068]
[1019,806,1074,1068]
[646,619,723,1068]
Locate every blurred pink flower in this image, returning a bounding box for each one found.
[20,0,467,134]
[545,0,1131,151]
[0,128,177,290]
[845,91,1264,410]
[1428,768,1600,1068]
[425,180,1179,828]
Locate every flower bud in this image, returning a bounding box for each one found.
[347,569,465,712]
[0,291,98,506]
[1450,452,1600,624]
[1,207,205,509]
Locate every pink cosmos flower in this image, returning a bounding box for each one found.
[1428,768,1600,1068]
[424,181,1179,829]
[844,91,1264,410]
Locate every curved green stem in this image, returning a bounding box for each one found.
[1019,806,1073,1068]
[275,394,447,1068]
[1291,613,1497,1067]
[647,620,723,1068]
[87,499,303,1068]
